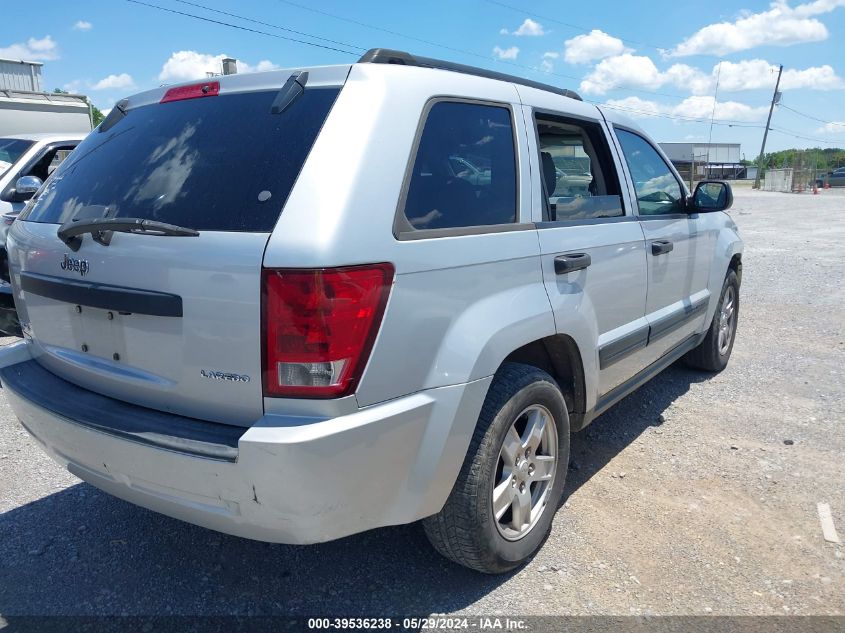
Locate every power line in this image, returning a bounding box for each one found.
[779,104,845,128]
[128,0,691,101]
[271,0,691,100]
[126,0,785,132]
[769,127,844,145]
[274,0,582,79]
[173,0,367,52]
[123,0,361,56]
[706,62,723,172]
[594,101,765,127]
[598,100,843,144]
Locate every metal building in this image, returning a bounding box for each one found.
[0,58,92,135]
[659,142,748,182]
[0,58,44,92]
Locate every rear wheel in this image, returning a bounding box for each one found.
[684,270,739,372]
[423,363,569,574]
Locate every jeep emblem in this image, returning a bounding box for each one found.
[61,254,89,277]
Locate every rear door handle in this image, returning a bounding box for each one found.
[651,240,674,255]
[554,252,591,275]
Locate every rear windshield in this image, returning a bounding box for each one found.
[0,138,34,179]
[21,87,339,232]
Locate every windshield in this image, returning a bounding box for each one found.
[22,87,339,232]
[0,138,35,179]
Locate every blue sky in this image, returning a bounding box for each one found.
[3,0,844,153]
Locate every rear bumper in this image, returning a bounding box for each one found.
[0,342,491,544]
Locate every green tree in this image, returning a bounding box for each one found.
[756,147,845,172]
[53,88,105,127]
[89,103,105,127]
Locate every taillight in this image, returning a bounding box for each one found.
[160,81,220,103]
[262,264,394,398]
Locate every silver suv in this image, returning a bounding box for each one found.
[0,49,742,573]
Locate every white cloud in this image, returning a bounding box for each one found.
[564,30,631,64]
[579,54,844,96]
[513,19,546,36]
[580,54,663,95]
[240,59,278,74]
[492,46,520,61]
[540,51,559,73]
[781,64,844,89]
[677,95,769,121]
[663,64,714,95]
[0,35,59,61]
[158,51,279,82]
[499,18,546,36]
[716,59,844,91]
[62,79,85,93]
[605,95,769,122]
[73,21,93,31]
[815,121,845,134]
[603,96,664,117]
[668,0,845,57]
[92,73,135,90]
[791,0,845,17]
[715,60,781,91]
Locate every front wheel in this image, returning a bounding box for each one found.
[423,363,569,574]
[684,270,740,372]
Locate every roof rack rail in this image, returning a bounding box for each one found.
[358,48,583,102]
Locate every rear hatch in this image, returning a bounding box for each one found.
[6,68,348,426]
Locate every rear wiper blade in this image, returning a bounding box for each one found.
[58,217,199,251]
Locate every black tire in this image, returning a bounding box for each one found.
[684,270,740,372]
[423,362,570,574]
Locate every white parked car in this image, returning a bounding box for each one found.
[0,134,83,334]
[0,134,84,241]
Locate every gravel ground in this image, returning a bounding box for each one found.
[0,188,843,617]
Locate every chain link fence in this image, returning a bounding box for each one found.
[760,150,830,193]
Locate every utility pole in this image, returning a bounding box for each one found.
[753,64,783,189]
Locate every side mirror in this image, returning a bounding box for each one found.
[690,180,733,213]
[13,176,43,202]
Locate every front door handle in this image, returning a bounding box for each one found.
[651,240,674,255]
[554,252,591,275]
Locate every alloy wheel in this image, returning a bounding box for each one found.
[492,404,558,541]
[717,286,736,356]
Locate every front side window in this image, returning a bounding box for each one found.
[0,138,34,179]
[535,116,623,221]
[615,129,684,216]
[25,145,78,182]
[401,101,517,231]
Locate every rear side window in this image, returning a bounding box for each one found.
[535,115,623,221]
[400,101,517,232]
[22,88,339,232]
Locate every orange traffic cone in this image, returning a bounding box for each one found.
[813,183,819,195]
